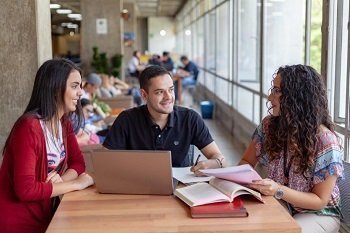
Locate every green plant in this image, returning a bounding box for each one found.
[111,54,123,78]
[91,46,123,77]
[91,46,109,74]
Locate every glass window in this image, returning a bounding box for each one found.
[333,0,349,123]
[237,87,254,121]
[237,0,260,87]
[184,26,192,58]
[263,0,306,94]
[197,18,205,68]
[216,78,229,102]
[329,0,350,160]
[310,0,323,72]
[206,72,215,93]
[216,2,230,79]
[205,12,216,73]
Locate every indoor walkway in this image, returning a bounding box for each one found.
[181,90,246,166]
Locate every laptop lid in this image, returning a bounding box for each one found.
[91,149,174,195]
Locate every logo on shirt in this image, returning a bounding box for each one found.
[173,141,179,146]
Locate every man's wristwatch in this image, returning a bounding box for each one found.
[274,186,284,199]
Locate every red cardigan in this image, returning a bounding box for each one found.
[0,114,85,233]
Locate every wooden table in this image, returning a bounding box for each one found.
[46,186,300,233]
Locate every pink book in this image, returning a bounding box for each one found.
[200,164,262,184]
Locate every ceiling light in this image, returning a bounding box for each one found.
[68,14,82,20]
[68,13,81,18]
[67,24,78,29]
[56,9,72,14]
[160,30,166,36]
[50,4,60,9]
[185,29,191,36]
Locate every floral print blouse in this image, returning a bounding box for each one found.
[252,117,344,216]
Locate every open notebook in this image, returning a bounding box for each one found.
[92,149,174,195]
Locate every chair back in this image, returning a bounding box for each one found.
[180,144,194,167]
[339,161,350,224]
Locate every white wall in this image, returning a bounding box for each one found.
[148,17,175,55]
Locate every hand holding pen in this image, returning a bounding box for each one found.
[191,154,204,176]
[194,154,201,166]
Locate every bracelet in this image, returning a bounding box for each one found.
[215,158,224,168]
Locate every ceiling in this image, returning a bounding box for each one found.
[50,0,186,34]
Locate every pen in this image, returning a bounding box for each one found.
[194,154,201,166]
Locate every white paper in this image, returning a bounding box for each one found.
[96,18,108,34]
[200,164,262,184]
[172,167,212,184]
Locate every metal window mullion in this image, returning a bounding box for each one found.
[344,0,350,161]
[232,0,239,108]
[334,0,345,123]
[305,0,312,65]
[259,0,265,121]
[226,2,230,104]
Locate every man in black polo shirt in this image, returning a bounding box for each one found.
[103,65,225,172]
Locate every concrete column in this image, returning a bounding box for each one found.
[81,0,124,76]
[0,0,52,149]
[123,2,138,67]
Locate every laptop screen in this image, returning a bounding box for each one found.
[91,150,174,195]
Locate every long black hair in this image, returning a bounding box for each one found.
[3,58,84,153]
[25,58,83,123]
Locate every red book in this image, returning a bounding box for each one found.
[191,198,248,218]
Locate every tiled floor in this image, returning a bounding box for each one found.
[201,119,245,166]
[181,90,246,166]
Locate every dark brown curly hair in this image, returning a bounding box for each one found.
[265,65,336,174]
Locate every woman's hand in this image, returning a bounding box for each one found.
[74,173,94,190]
[249,178,279,196]
[46,170,63,184]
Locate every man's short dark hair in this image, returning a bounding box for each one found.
[139,65,171,91]
[180,55,188,61]
[163,51,170,57]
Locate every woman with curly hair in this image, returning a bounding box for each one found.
[239,64,343,233]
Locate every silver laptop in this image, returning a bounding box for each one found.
[91,149,174,195]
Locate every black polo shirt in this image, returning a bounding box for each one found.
[103,105,213,167]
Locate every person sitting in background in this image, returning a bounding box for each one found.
[75,98,111,146]
[127,50,145,78]
[177,55,199,87]
[148,54,162,66]
[0,58,94,233]
[100,74,142,106]
[81,73,102,100]
[81,73,112,119]
[98,74,122,98]
[161,51,174,72]
[239,65,343,233]
[111,75,131,93]
[103,65,226,169]
[173,55,199,100]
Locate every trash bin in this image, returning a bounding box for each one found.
[200,101,214,119]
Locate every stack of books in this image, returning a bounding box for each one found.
[174,164,265,218]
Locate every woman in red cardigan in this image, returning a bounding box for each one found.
[0,58,94,233]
